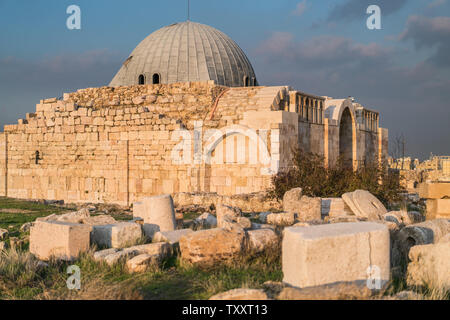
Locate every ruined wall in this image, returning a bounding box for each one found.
[2,82,281,205]
[0,133,6,196]
[2,81,388,205]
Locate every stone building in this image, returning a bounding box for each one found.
[0,21,388,206]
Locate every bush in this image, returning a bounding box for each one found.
[270,149,403,206]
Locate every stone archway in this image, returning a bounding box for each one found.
[339,107,354,168]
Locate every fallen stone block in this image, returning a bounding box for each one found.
[325,215,365,224]
[267,212,295,226]
[247,229,279,253]
[342,190,386,220]
[283,192,321,221]
[216,204,242,228]
[91,222,142,249]
[126,254,160,273]
[321,198,354,217]
[283,188,303,213]
[81,215,117,225]
[102,248,140,266]
[209,288,268,300]
[282,222,390,289]
[397,219,450,256]
[30,221,91,261]
[407,242,450,289]
[142,223,160,239]
[93,248,120,261]
[194,212,217,228]
[277,281,378,300]
[153,229,194,245]
[37,208,91,224]
[179,228,245,267]
[127,242,172,257]
[0,228,8,240]
[137,195,176,232]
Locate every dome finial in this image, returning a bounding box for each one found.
[187,0,190,21]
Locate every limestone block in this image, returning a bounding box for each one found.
[277,282,376,300]
[342,190,386,220]
[407,242,450,289]
[282,188,303,213]
[321,198,354,217]
[36,208,90,224]
[102,248,141,266]
[91,222,142,249]
[81,215,117,225]
[282,222,390,289]
[216,204,242,228]
[142,223,160,239]
[0,241,6,252]
[397,219,450,256]
[426,199,450,219]
[209,288,268,300]
[126,254,160,273]
[296,196,322,221]
[152,229,194,245]
[267,212,295,226]
[247,229,278,253]
[93,248,120,261]
[30,221,91,261]
[179,228,245,267]
[0,228,8,240]
[194,212,217,228]
[418,182,450,199]
[137,195,176,232]
[127,242,172,257]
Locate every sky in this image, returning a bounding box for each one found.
[0,0,449,160]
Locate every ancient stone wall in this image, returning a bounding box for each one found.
[1,82,283,205]
[1,81,388,205]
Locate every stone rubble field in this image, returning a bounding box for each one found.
[0,187,449,300]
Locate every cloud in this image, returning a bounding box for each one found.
[428,0,446,8]
[292,1,308,17]
[328,0,408,21]
[253,31,450,159]
[400,15,450,67]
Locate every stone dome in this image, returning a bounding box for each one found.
[109,21,258,88]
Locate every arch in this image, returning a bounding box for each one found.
[152,73,160,84]
[243,76,249,87]
[339,107,356,169]
[138,74,145,85]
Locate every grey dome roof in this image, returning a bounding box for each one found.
[109,21,258,87]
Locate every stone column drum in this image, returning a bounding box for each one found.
[138,194,177,232]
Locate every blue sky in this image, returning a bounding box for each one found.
[0,0,449,159]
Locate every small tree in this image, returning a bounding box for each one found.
[270,148,403,206]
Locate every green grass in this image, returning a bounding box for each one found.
[0,197,71,239]
[0,197,282,300]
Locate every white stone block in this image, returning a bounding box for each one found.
[282,222,390,289]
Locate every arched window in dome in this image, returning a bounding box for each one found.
[152,73,160,84]
[138,74,145,85]
[244,76,249,87]
[251,77,256,86]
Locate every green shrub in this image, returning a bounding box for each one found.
[270,149,403,206]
